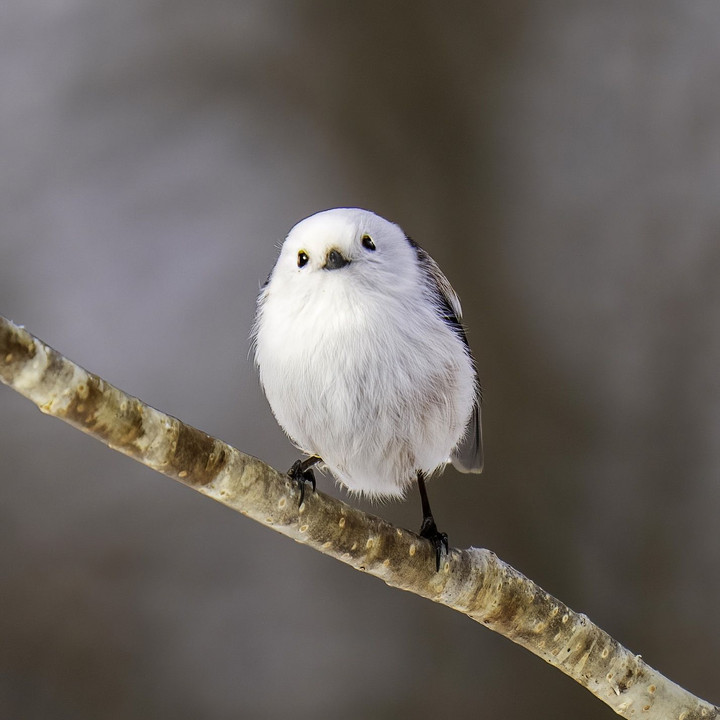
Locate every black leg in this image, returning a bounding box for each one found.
[417,471,448,571]
[287,455,321,506]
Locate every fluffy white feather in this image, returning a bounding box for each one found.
[253,208,482,500]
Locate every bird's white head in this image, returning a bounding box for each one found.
[269,208,418,295]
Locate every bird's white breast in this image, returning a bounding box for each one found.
[255,269,475,498]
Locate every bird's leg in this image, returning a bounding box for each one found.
[417,471,448,571]
[287,455,321,506]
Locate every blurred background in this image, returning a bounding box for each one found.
[1,1,719,718]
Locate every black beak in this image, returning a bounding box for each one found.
[323,249,350,270]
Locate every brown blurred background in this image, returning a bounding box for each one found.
[1,2,719,718]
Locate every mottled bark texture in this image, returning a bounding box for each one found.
[0,315,717,720]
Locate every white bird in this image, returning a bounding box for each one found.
[253,208,483,568]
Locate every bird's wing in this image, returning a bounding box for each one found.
[408,238,484,474]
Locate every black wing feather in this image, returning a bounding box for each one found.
[407,237,484,473]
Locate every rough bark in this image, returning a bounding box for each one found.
[0,315,717,719]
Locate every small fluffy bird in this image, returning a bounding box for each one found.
[253,208,483,568]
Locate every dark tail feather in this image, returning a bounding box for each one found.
[450,400,484,474]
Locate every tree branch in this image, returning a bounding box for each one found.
[0,315,716,719]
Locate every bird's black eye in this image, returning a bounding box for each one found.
[361,234,376,251]
[297,250,309,267]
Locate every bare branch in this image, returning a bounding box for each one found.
[1,315,717,719]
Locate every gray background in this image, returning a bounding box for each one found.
[1,2,718,718]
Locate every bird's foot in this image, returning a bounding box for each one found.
[287,459,317,507]
[419,516,449,572]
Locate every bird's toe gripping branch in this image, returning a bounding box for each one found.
[419,515,449,572]
[287,456,321,507]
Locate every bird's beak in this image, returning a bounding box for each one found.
[323,248,351,270]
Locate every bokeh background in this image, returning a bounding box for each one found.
[1,2,719,718]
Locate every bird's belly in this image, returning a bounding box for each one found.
[263,325,469,498]
[257,288,474,498]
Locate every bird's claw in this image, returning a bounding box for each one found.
[419,516,449,572]
[287,460,317,507]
